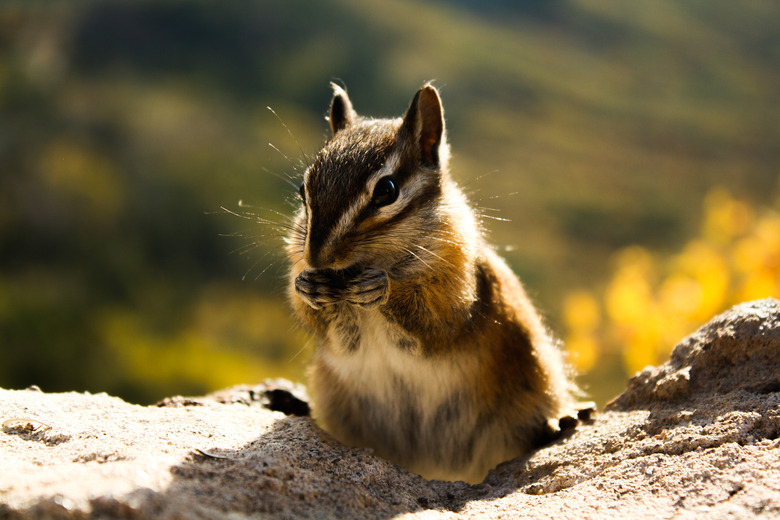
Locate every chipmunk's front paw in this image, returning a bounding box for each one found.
[344,268,389,308]
[294,269,346,310]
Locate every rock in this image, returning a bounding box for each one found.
[1,299,779,519]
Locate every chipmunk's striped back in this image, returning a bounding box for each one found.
[287,84,578,483]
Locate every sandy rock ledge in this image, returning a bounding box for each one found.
[1,299,779,519]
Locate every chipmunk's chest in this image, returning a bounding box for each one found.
[320,306,468,407]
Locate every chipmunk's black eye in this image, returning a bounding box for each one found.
[371,177,398,207]
[298,182,306,202]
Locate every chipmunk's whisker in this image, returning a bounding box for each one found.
[288,334,315,363]
[427,234,460,247]
[478,214,511,222]
[267,142,303,172]
[415,244,455,268]
[229,241,261,256]
[262,167,301,191]
[242,250,275,281]
[481,191,518,201]
[461,169,500,190]
[220,206,254,220]
[403,247,434,271]
[267,106,312,170]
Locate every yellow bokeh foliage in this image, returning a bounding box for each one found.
[562,290,600,372]
[95,285,311,397]
[564,186,780,376]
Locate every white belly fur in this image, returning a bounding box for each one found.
[325,308,467,406]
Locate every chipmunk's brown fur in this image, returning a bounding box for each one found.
[287,83,577,483]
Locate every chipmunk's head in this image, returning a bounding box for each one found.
[292,83,450,271]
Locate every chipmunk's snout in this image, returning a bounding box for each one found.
[302,212,330,269]
[306,251,360,271]
[304,208,359,270]
[304,246,332,270]
[303,236,328,270]
[304,228,347,270]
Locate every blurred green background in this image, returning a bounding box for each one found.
[1,0,778,406]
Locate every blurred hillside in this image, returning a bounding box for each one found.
[1,0,778,405]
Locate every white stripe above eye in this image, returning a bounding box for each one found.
[314,150,430,266]
[331,150,403,239]
[366,151,401,190]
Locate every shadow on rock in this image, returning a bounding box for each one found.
[162,417,468,519]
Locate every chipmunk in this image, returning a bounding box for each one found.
[286,83,578,484]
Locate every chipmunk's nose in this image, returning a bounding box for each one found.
[304,230,332,270]
[305,212,353,269]
[306,233,355,271]
[305,250,329,270]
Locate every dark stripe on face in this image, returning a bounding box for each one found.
[354,177,443,236]
[305,124,396,265]
[329,178,442,269]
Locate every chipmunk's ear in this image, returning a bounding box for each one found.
[328,83,356,136]
[400,84,445,168]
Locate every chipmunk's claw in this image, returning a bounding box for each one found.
[344,268,389,307]
[295,271,341,309]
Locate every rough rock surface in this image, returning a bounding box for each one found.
[1,299,779,519]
